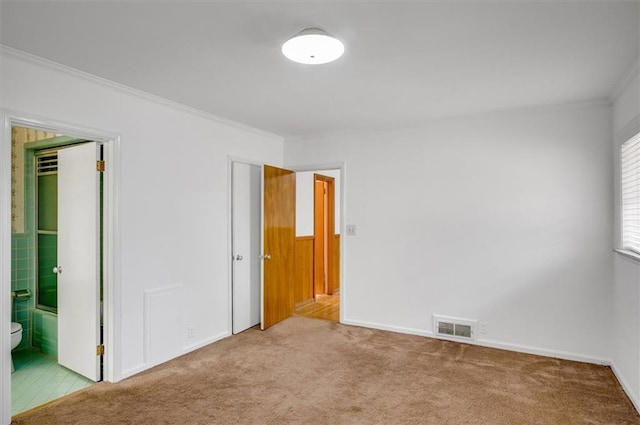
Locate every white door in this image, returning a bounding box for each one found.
[231,162,261,334]
[57,142,101,381]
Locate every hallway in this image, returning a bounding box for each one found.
[294,294,339,322]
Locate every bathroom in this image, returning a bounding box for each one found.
[10,125,102,416]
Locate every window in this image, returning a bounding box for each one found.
[621,132,640,254]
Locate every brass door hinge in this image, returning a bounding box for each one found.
[97,344,105,356]
[96,160,105,172]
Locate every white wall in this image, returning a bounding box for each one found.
[1,48,283,425]
[286,103,613,362]
[611,65,640,411]
[295,170,341,236]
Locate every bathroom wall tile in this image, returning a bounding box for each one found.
[17,268,28,280]
[16,309,29,322]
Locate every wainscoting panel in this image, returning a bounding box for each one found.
[143,284,183,366]
[294,236,314,304]
[331,234,340,293]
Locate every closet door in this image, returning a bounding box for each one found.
[232,162,261,334]
[57,142,101,381]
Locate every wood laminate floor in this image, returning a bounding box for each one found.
[294,294,339,322]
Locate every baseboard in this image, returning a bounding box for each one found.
[474,338,609,365]
[341,319,434,338]
[120,331,231,380]
[341,318,609,365]
[610,361,640,414]
[183,331,230,353]
[120,364,148,380]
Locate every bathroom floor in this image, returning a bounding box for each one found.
[11,349,94,416]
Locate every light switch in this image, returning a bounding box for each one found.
[346,224,357,236]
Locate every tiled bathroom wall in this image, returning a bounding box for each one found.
[11,127,52,353]
[11,234,34,351]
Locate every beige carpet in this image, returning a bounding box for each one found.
[12,317,640,424]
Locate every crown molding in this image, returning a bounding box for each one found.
[0,45,283,143]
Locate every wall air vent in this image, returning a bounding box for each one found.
[36,152,58,175]
[433,314,477,341]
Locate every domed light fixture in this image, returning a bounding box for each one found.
[282,27,345,65]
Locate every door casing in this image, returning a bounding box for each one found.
[0,110,121,425]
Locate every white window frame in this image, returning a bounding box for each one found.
[616,117,640,261]
[621,132,640,255]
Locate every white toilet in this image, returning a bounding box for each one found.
[10,322,23,372]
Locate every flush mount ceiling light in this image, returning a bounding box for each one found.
[282,27,345,65]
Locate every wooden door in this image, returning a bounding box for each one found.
[57,142,101,381]
[261,165,295,330]
[313,180,325,294]
[314,174,336,295]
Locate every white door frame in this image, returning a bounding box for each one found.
[287,162,346,323]
[0,110,122,425]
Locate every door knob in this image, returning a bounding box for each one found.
[235,254,243,261]
[53,266,63,274]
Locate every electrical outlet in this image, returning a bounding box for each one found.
[346,224,357,236]
[479,321,488,334]
[187,326,195,339]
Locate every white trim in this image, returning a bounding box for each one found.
[0,110,122,425]
[143,284,183,365]
[0,111,11,425]
[611,360,640,414]
[473,337,609,366]
[260,164,265,330]
[0,46,282,143]
[341,318,610,365]
[120,364,149,381]
[103,133,122,383]
[342,319,434,338]
[182,331,230,353]
[609,57,640,104]
[120,331,231,381]
[614,117,640,255]
[614,249,640,264]
[617,116,640,149]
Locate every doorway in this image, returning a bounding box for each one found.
[293,170,341,323]
[230,161,296,333]
[6,122,113,417]
[230,163,343,331]
[313,174,336,296]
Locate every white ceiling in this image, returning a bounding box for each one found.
[1,1,638,139]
